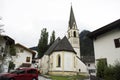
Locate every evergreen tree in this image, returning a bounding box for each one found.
[37,28,48,58]
[49,30,55,46]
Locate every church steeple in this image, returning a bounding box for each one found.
[67,5,80,58]
[69,5,77,29]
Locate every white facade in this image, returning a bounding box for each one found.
[93,29,120,65]
[14,44,34,69]
[86,63,96,75]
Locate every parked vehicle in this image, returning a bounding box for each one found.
[0,67,38,80]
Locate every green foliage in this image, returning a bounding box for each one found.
[49,30,55,46]
[50,75,88,80]
[104,65,115,80]
[96,59,107,79]
[97,60,120,80]
[37,28,49,58]
[10,44,16,56]
[104,61,120,80]
[8,61,15,72]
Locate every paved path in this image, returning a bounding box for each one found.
[38,75,51,80]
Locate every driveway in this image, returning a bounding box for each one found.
[38,75,51,80]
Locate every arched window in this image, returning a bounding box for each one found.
[74,56,76,68]
[57,54,61,67]
[73,31,76,37]
[68,32,70,38]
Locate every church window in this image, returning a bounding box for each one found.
[88,64,90,67]
[74,56,76,68]
[73,31,76,37]
[57,54,61,67]
[68,32,70,38]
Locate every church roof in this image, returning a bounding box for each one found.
[54,36,76,54]
[69,6,77,29]
[44,37,61,55]
[45,36,76,55]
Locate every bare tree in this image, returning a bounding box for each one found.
[0,17,5,35]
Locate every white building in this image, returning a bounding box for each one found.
[89,19,120,65]
[40,6,89,76]
[14,43,36,69]
[0,35,15,73]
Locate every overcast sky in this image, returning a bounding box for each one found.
[0,0,120,47]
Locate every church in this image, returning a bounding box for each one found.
[40,6,89,76]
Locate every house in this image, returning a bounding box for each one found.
[88,19,120,65]
[40,6,89,76]
[81,56,96,75]
[13,43,36,69]
[0,35,15,73]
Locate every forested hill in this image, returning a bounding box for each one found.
[80,30,94,56]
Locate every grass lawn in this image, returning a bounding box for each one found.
[49,75,88,80]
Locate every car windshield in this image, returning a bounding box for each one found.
[10,70,25,74]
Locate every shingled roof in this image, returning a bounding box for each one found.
[53,36,76,54]
[45,36,76,55]
[88,19,120,39]
[44,37,61,55]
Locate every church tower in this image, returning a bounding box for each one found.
[67,6,80,58]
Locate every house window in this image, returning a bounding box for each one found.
[26,57,30,62]
[88,64,90,67]
[57,54,61,67]
[114,38,120,48]
[89,69,96,73]
[73,31,76,37]
[20,49,24,53]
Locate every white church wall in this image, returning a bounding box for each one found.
[40,55,49,74]
[76,58,88,73]
[49,51,76,72]
[64,52,76,71]
[50,52,63,71]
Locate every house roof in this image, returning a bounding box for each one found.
[29,46,38,51]
[44,37,61,55]
[53,36,76,54]
[69,5,77,29]
[88,19,120,39]
[81,56,95,63]
[15,43,36,55]
[0,35,15,45]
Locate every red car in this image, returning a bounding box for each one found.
[0,67,38,80]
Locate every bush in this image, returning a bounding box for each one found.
[104,61,120,80]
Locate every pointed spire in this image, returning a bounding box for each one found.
[69,5,77,29]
